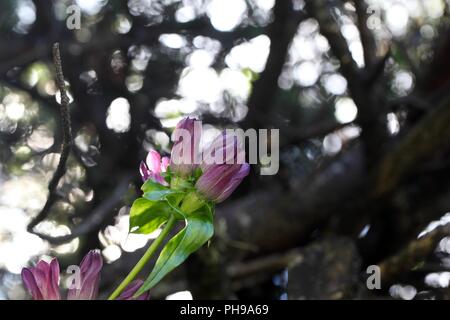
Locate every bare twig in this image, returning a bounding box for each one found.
[27,43,73,232]
[31,175,131,245]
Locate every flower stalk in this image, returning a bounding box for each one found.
[107,213,177,300]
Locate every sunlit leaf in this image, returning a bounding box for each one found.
[136,204,214,294]
[141,179,168,193]
[129,198,172,234]
[143,189,182,201]
[165,193,188,219]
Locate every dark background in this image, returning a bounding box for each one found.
[1,0,450,300]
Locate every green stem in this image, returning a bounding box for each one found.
[107,214,177,300]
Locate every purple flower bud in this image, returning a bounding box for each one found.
[139,149,170,186]
[21,258,61,300]
[196,163,250,203]
[201,131,245,173]
[67,250,103,300]
[116,280,150,300]
[170,117,201,177]
[196,131,249,203]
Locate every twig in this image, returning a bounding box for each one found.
[31,176,131,245]
[27,43,73,232]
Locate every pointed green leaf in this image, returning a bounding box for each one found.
[129,198,172,234]
[137,205,214,294]
[141,179,168,193]
[165,197,186,219]
[143,189,182,201]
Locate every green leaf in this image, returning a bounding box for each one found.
[136,204,214,294]
[141,179,168,193]
[165,193,188,219]
[143,189,182,201]
[129,198,172,234]
[161,169,172,185]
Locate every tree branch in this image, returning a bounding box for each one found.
[377,223,450,286]
[243,0,304,129]
[374,95,450,196]
[354,0,378,67]
[304,0,388,162]
[363,49,390,87]
[218,144,366,255]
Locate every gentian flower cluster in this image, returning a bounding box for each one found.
[120,117,250,297]
[140,117,250,204]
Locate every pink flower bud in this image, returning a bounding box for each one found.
[67,250,103,300]
[21,258,61,300]
[139,149,170,186]
[201,131,245,173]
[196,131,249,203]
[196,163,250,203]
[170,117,201,177]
